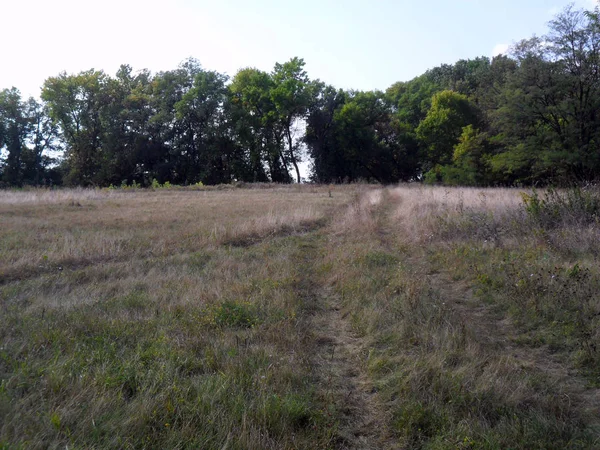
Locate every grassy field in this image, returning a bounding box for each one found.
[1,184,600,449]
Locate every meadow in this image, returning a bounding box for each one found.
[1,184,599,449]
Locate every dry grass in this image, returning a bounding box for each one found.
[321,185,600,448]
[389,184,526,242]
[2,183,599,449]
[0,186,356,284]
[0,187,125,205]
[0,185,355,449]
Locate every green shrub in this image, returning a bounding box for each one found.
[521,187,600,228]
[424,166,443,185]
[213,301,258,328]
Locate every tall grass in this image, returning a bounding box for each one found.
[2,184,599,448]
[320,184,600,448]
[0,185,351,449]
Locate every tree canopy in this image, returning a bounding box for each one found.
[2,5,600,187]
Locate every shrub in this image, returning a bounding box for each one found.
[213,301,258,328]
[521,187,600,228]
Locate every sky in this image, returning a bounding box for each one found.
[1,0,598,100]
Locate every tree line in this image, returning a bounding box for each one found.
[1,5,600,187]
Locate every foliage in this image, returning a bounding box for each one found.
[212,301,259,328]
[2,5,600,187]
[416,90,480,169]
[521,187,600,228]
[271,57,311,183]
[0,88,59,186]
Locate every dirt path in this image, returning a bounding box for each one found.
[310,189,405,449]
[311,287,391,449]
[306,187,600,447]
[297,192,395,449]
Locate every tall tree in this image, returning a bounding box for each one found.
[23,98,59,185]
[333,90,408,183]
[305,83,348,183]
[42,70,108,185]
[271,57,312,183]
[175,69,235,184]
[230,68,289,182]
[489,5,600,183]
[0,90,57,186]
[0,88,29,185]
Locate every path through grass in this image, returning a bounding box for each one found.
[2,185,600,448]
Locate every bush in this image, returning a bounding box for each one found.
[521,187,600,228]
[213,301,259,328]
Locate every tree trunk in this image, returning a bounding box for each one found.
[285,126,301,183]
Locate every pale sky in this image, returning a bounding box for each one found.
[1,0,598,99]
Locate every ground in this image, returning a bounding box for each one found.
[1,184,599,449]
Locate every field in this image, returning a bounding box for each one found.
[1,184,600,449]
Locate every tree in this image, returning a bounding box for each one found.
[0,89,57,186]
[230,68,289,182]
[23,98,59,185]
[489,5,600,183]
[42,70,108,185]
[427,57,491,97]
[416,90,480,169]
[439,125,492,185]
[175,69,234,184]
[0,88,29,185]
[304,83,348,183]
[386,74,440,128]
[333,90,411,183]
[271,57,312,183]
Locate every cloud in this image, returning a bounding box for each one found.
[492,43,510,57]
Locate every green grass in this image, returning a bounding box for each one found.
[1,235,335,448]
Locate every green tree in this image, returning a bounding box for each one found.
[42,70,108,185]
[229,68,289,182]
[386,74,440,128]
[416,90,480,169]
[490,5,600,183]
[333,90,410,183]
[0,88,29,185]
[441,125,492,185]
[304,83,348,183]
[23,98,59,185]
[175,69,236,184]
[427,57,491,97]
[0,89,57,186]
[271,57,312,183]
